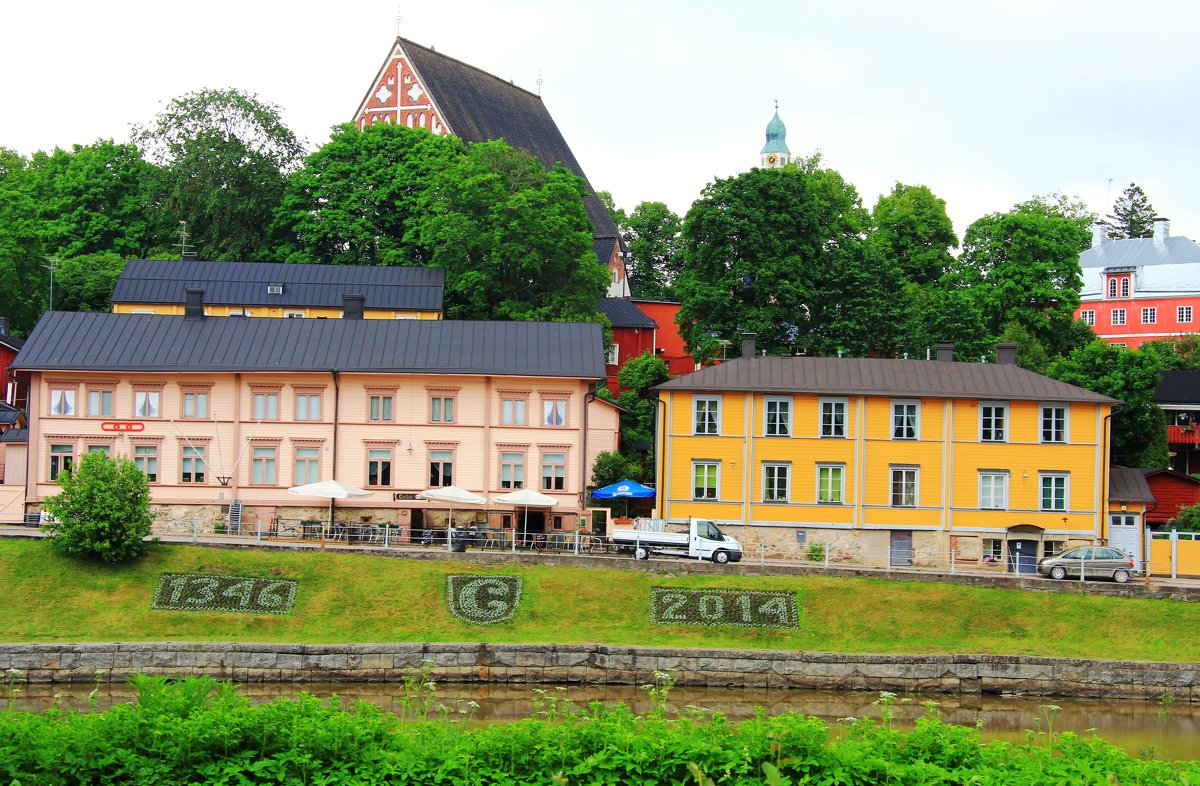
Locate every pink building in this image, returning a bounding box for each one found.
[9,298,619,538]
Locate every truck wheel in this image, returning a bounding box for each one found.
[634,546,650,560]
[1113,569,1131,584]
[712,550,730,564]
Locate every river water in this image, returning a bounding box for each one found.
[12,681,1199,761]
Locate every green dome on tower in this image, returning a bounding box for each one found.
[760,110,790,155]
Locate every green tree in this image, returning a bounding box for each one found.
[595,190,627,227]
[418,141,608,323]
[43,452,155,563]
[1173,502,1200,532]
[134,88,304,260]
[675,163,904,360]
[275,123,463,266]
[950,195,1091,356]
[0,148,49,333]
[613,351,671,449]
[1106,183,1156,240]
[623,201,682,300]
[1047,341,1170,468]
[996,321,1049,373]
[868,182,958,285]
[589,450,644,488]
[52,252,129,313]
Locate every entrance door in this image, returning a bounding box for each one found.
[889,531,913,566]
[1109,514,1142,570]
[1008,539,1038,573]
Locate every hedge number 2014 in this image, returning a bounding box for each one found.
[650,588,798,628]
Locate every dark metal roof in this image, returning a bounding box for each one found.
[1109,466,1156,503]
[656,356,1117,404]
[0,428,27,444]
[13,312,605,379]
[111,260,445,311]
[400,38,619,246]
[1154,371,1200,406]
[0,401,20,425]
[598,298,656,329]
[0,334,23,352]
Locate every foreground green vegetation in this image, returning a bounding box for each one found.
[1,674,1195,785]
[2,539,1199,662]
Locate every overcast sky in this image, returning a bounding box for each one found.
[4,0,1198,243]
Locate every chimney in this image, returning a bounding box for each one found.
[184,288,205,320]
[1154,217,1170,244]
[935,341,955,362]
[741,332,757,358]
[995,342,1017,365]
[1091,222,1108,248]
[342,293,365,320]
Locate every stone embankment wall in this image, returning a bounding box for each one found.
[2,642,1196,701]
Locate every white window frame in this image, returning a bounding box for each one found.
[979,402,1008,443]
[1120,277,1130,298]
[764,396,792,437]
[1141,307,1156,325]
[816,463,845,504]
[283,309,306,318]
[1040,404,1068,443]
[692,461,719,500]
[605,344,619,365]
[1178,305,1193,324]
[1107,278,1118,298]
[762,462,790,502]
[1040,472,1069,511]
[978,471,1008,510]
[890,466,918,508]
[819,397,848,438]
[1080,310,1095,326]
[693,396,721,435]
[1111,308,1126,326]
[891,399,919,440]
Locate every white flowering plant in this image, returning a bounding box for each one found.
[151,573,297,614]
[446,575,523,625]
[650,587,798,628]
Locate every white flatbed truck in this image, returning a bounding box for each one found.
[611,518,743,564]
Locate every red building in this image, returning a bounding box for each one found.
[597,299,696,394]
[1076,219,1200,348]
[631,300,694,378]
[0,320,25,411]
[1141,469,1200,527]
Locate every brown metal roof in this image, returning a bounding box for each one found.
[657,356,1117,404]
[1109,466,1156,503]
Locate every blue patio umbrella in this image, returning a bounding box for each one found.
[592,479,655,518]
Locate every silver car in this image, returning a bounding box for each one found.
[1036,546,1138,583]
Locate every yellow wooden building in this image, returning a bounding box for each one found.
[655,339,1124,571]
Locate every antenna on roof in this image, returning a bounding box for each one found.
[537,69,543,96]
[178,221,196,260]
[394,7,402,37]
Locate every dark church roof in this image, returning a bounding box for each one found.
[598,298,656,329]
[112,260,444,311]
[398,38,619,251]
[14,312,605,379]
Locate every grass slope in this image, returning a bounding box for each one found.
[1,539,1197,662]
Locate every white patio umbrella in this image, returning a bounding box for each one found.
[492,489,558,552]
[287,480,375,532]
[417,486,487,551]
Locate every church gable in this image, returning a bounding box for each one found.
[354,40,448,135]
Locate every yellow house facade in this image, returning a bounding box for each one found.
[656,341,1120,570]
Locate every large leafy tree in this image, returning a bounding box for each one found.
[134,88,304,260]
[52,252,129,313]
[622,201,682,301]
[868,182,957,286]
[949,195,1091,356]
[418,141,608,323]
[1047,341,1170,468]
[1105,182,1156,240]
[275,123,463,266]
[675,162,904,360]
[0,148,49,333]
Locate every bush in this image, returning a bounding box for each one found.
[43,452,155,562]
[1172,502,1200,533]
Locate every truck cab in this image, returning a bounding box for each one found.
[610,518,743,564]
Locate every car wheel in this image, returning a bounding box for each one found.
[712,550,730,564]
[1049,566,1066,580]
[1113,569,1131,584]
[634,546,650,560]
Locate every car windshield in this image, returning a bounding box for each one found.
[697,520,724,541]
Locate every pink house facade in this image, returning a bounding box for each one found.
[11,305,618,539]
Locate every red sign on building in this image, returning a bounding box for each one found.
[100,421,145,433]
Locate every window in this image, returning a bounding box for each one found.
[268,284,284,295]
[86,388,112,417]
[368,394,393,422]
[605,344,619,365]
[283,309,305,318]
[429,449,453,487]
[892,400,919,440]
[181,445,206,484]
[1040,473,1068,511]
[764,397,791,436]
[1141,307,1156,325]
[181,390,208,419]
[292,446,318,485]
[49,388,76,416]
[251,446,277,485]
[501,397,527,425]
[541,452,565,491]
[367,448,392,487]
[133,445,158,482]
[500,452,525,489]
[891,467,918,507]
[762,463,789,502]
[980,403,1007,442]
[542,398,567,427]
[1041,404,1067,443]
[1111,309,1126,326]
[1107,278,1118,298]
[693,397,720,435]
[1120,278,1130,298]
[253,392,279,420]
[86,444,111,456]
[229,308,252,317]
[49,444,74,480]
[820,398,847,437]
[817,464,844,504]
[979,472,1008,510]
[1179,306,1193,324]
[983,539,1003,560]
[1043,540,1066,558]
[295,393,321,421]
[692,461,719,500]
[1080,310,1095,326]
[431,396,455,423]
[134,390,160,418]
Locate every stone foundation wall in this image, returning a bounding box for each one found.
[2,642,1196,700]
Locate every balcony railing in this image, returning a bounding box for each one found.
[1167,425,1200,445]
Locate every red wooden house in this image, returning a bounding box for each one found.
[1141,468,1200,527]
